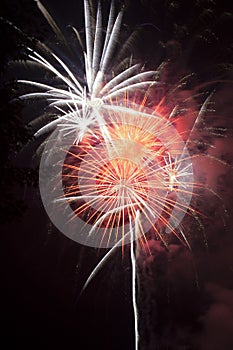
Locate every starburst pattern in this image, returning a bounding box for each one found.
[15,0,199,251]
[9,1,231,349]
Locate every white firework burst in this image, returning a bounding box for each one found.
[18,0,156,142]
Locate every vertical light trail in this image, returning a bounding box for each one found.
[130,211,140,350]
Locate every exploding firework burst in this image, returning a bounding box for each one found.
[39,100,195,248]
[14,0,202,251]
[3,0,232,349]
[18,0,156,140]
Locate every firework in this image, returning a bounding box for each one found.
[11,1,232,349]
[16,1,197,251]
[19,0,156,141]
[39,101,195,249]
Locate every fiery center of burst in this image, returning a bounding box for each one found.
[60,113,194,246]
[116,178,130,192]
[96,158,148,210]
[63,123,165,230]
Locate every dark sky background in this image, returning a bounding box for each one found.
[0,0,233,349]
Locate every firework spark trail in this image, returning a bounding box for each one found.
[130,211,140,350]
[80,230,131,296]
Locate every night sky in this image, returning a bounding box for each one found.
[0,0,233,349]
